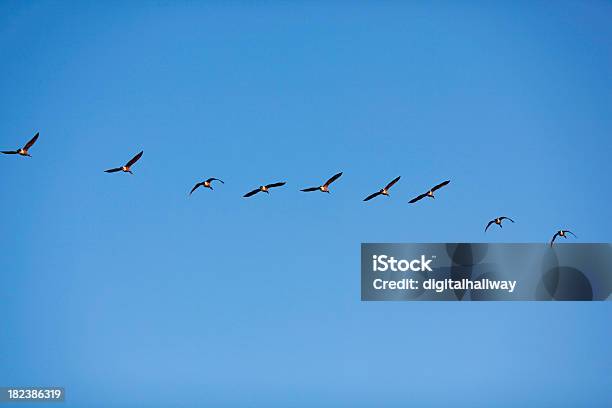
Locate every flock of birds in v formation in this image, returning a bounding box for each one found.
[3,132,577,246]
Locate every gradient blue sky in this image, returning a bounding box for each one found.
[1,1,611,407]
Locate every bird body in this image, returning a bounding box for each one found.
[104,150,143,174]
[190,178,224,195]
[550,230,577,246]
[301,172,342,193]
[485,216,515,232]
[244,182,286,197]
[364,176,401,202]
[408,180,450,203]
[2,132,39,157]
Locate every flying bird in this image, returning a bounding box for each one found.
[243,182,286,197]
[104,151,143,174]
[408,180,451,203]
[485,216,515,232]
[190,178,224,195]
[2,132,39,157]
[550,230,577,247]
[363,176,401,201]
[300,172,343,193]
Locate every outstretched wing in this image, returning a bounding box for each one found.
[104,167,123,173]
[500,217,515,223]
[190,182,204,195]
[207,178,224,184]
[384,176,401,190]
[323,172,343,187]
[364,192,381,202]
[1,150,18,154]
[431,180,450,192]
[266,182,286,189]
[243,188,260,197]
[300,187,319,192]
[126,150,143,167]
[408,193,428,204]
[485,220,495,232]
[23,132,39,150]
[550,232,561,247]
[564,230,577,238]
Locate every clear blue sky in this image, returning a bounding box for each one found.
[1,1,611,407]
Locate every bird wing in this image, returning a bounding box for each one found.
[23,132,39,150]
[1,150,18,154]
[409,193,428,203]
[323,172,343,187]
[500,217,515,223]
[485,220,495,232]
[104,167,123,173]
[300,187,319,192]
[266,182,286,188]
[431,180,450,192]
[384,176,401,190]
[190,182,204,195]
[126,150,143,167]
[207,178,224,184]
[364,192,381,202]
[550,232,560,246]
[243,188,260,197]
[565,230,577,238]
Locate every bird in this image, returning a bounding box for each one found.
[2,132,39,157]
[104,151,143,174]
[243,182,286,197]
[190,178,224,195]
[550,230,577,247]
[408,180,451,203]
[485,216,515,232]
[363,176,401,201]
[300,172,343,193]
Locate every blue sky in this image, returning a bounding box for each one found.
[0,1,611,407]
